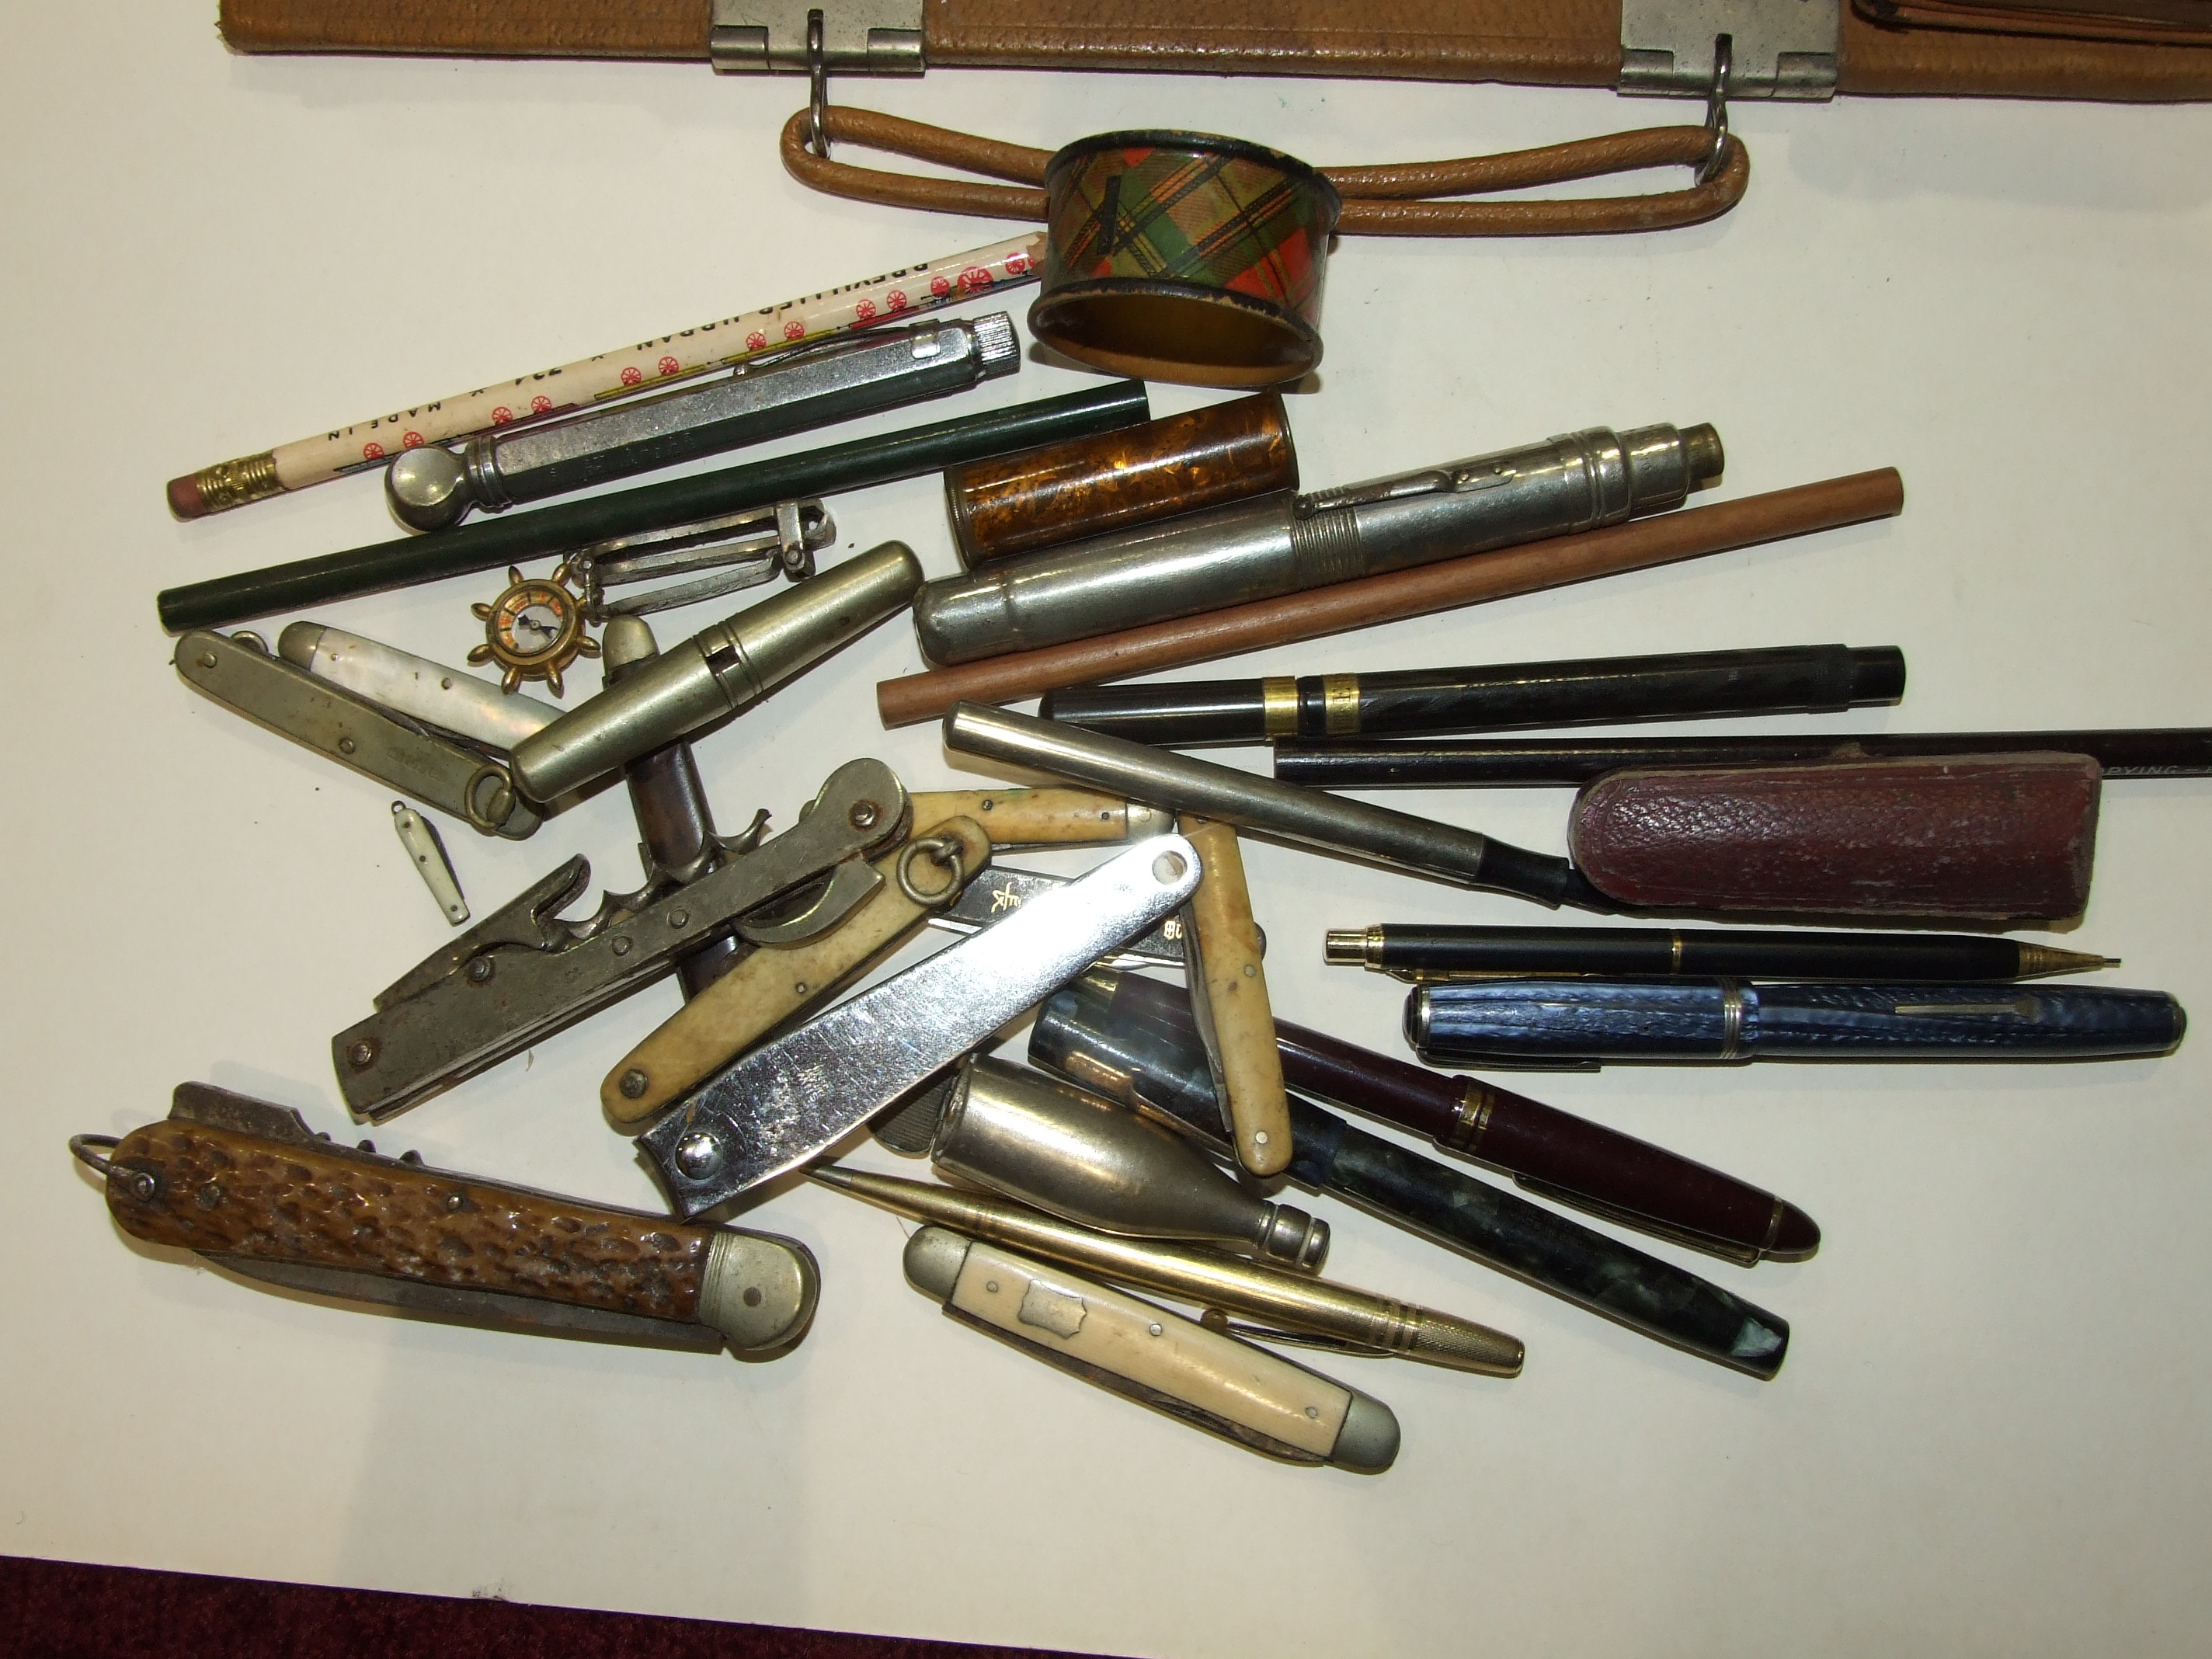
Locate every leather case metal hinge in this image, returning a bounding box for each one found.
[711,2,925,74]
[1620,0,1841,99]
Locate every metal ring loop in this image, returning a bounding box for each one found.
[896,834,968,908]
[806,11,831,161]
[69,1134,119,1176]
[462,764,515,836]
[1700,35,1733,187]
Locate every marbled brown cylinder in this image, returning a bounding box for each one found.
[945,392,1296,567]
[104,1120,711,1323]
[1570,753,2102,920]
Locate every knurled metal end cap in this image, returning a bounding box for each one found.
[1329,1391,1401,1475]
[1681,423,1725,488]
[1323,929,1367,966]
[1411,1312,1525,1378]
[970,312,1021,377]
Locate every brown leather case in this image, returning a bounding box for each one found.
[1568,753,2102,919]
[216,0,2212,99]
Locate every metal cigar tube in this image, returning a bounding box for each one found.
[388,314,1022,531]
[942,703,1596,909]
[930,1056,1329,1270]
[511,541,923,802]
[913,423,1722,666]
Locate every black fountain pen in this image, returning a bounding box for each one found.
[1329,924,2116,983]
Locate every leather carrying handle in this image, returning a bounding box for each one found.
[781,106,1750,236]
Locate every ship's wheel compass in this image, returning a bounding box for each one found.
[470,564,598,696]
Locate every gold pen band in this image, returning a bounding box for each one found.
[1443,1081,1494,1156]
[1261,676,1299,738]
[1320,673,1361,736]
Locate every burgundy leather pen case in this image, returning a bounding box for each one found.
[1569,752,2102,920]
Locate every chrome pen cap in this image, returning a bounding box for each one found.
[931,1055,1327,1271]
[510,540,921,802]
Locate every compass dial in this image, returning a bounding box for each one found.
[468,564,600,696]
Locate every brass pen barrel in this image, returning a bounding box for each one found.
[812,1167,1523,1376]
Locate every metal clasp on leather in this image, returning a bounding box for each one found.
[711,1,924,74]
[1619,0,1840,99]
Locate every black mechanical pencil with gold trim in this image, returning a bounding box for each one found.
[1038,643,1904,748]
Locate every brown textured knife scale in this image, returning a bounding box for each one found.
[105,1117,713,1323]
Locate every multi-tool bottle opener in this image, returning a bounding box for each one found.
[332,757,909,1121]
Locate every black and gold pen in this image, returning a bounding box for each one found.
[1327,924,2116,984]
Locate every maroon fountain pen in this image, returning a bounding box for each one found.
[1107,969,1817,1266]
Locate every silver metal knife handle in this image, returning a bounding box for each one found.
[640,834,1205,1216]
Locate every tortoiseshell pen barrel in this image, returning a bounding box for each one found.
[1099,967,1817,1266]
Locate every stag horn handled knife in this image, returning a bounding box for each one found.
[639,833,1205,1216]
[74,1083,818,1355]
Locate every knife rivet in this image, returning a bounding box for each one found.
[1147,1322,1163,1337]
[673,1132,723,1178]
[338,737,356,756]
[670,909,690,928]
[619,1069,649,1099]
[1152,852,1187,884]
[848,800,882,830]
[466,957,496,984]
[743,1287,763,1307]
[197,652,217,670]
[611,937,632,957]
[446,1191,465,1212]
[196,1182,222,1210]
[125,1170,157,1202]
[346,1039,378,1069]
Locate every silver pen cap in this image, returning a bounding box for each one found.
[511,540,921,802]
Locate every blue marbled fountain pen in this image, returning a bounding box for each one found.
[1408,980,2186,1067]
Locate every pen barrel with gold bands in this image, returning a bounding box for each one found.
[818,1169,1522,1376]
[1094,967,1817,1265]
[1041,643,1905,748]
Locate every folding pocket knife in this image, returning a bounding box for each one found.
[75,1083,817,1355]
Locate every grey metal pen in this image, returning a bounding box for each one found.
[941,702,1600,909]
[913,423,1722,665]
[388,314,1021,530]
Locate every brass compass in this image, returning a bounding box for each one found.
[469,563,599,696]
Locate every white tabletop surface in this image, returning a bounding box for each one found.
[3,7,2210,1654]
